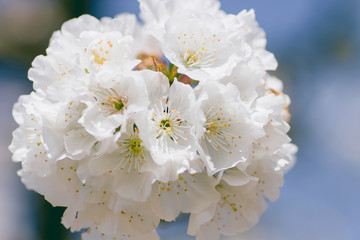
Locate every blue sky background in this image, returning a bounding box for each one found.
[1,0,359,239]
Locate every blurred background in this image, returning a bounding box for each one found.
[0,0,359,239]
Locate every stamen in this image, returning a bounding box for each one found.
[92,87,128,116]
[203,107,241,154]
[153,98,190,144]
[179,33,219,68]
[116,126,145,174]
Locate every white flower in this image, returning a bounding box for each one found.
[156,11,250,81]
[251,91,292,161]
[149,171,220,221]
[222,9,278,71]
[79,71,149,141]
[10,93,54,176]
[28,51,88,102]
[81,120,159,202]
[73,197,160,240]
[82,227,159,240]
[219,59,266,104]
[138,78,202,182]
[195,81,264,174]
[188,175,266,240]
[139,0,223,37]
[38,95,97,161]
[49,14,138,55]
[188,150,294,239]
[100,14,139,35]
[79,31,140,73]
[187,75,297,239]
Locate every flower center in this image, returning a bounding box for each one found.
[93,87,128,116]
[152,98,190,144]
[160,119,172,130]
[203,106,239,155]
[184,47,205,65]
[91,49,107,65]
[121,136,144,159]
[183,46,216,68]
[112,97,125,111]
[206,116,228,135]
[128,139,142,153]
[156,116,184,141]
[117,127,146,174]
[89,40,114,66]
[177,33,220,68]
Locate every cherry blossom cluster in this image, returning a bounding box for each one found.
[9,0,297,239]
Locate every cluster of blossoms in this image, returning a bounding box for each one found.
[10,0,297,239]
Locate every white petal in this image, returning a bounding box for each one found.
[162,12,246,81]
[150,171,220,221]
